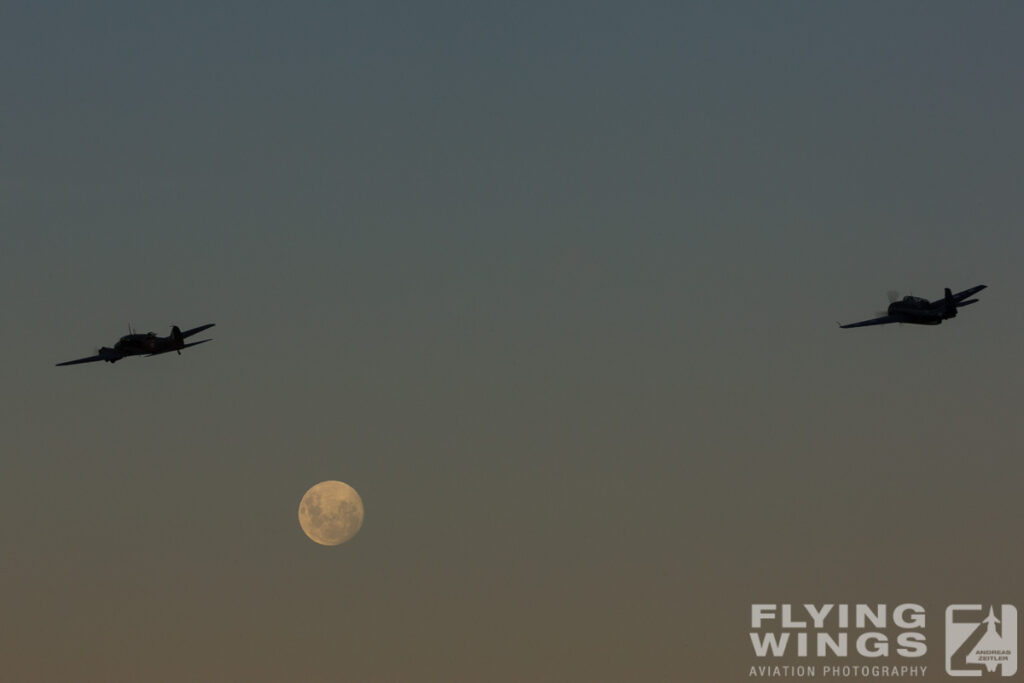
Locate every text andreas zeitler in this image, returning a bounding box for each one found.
[749,604,928,679]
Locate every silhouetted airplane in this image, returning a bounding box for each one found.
[56,324,215,366]
[839,285,986,329]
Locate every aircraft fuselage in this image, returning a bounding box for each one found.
[885,296,952,325]
[105,327,188,360]
[114,333,171,355]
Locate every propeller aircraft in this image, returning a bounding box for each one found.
[839,286,986,329]
[56,323,215,366]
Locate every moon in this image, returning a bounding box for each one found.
[298,480,364,546]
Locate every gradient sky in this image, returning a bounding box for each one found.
[3,3,1024,681]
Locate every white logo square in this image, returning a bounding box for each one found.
[946,604,1017,677]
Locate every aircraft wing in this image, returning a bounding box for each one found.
[931,284,986,306]
[838,315,899,329]
[180,323,215,339]
[56,353,119,366]
[146,339,213,356]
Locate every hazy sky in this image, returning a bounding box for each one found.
[3,3,1023,681]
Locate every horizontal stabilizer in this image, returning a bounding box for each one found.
[179,323,215,339]
[933,284,987,306]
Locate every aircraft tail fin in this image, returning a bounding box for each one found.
[944,288,958,318]
[172,325,184,354]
